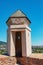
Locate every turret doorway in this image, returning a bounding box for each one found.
[15,32,22,57]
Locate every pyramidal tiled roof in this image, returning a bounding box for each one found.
[11,10,26,17]
[6,10,31,24]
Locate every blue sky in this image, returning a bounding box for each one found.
[0,0,43,45]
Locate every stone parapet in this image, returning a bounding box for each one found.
[16,57,43,65]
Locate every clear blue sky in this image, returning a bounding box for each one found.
[0,0,43,45]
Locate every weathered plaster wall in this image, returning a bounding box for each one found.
[7,29,16,56]
[22,31,26,56]
[10,31,15,56]
[25,28,32,57]
[7,29,10,56]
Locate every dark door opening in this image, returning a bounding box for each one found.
[15,32,22,57]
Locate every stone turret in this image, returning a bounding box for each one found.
[6,10,32,57]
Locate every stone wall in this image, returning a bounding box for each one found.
[0,57,17,65]
[17,57,43,65]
